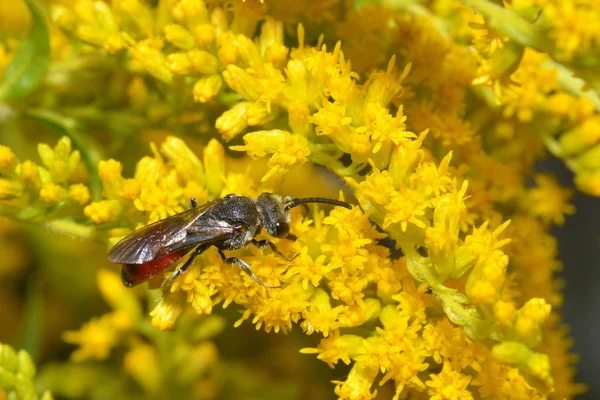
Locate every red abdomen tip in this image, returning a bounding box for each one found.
[121,251,186,287]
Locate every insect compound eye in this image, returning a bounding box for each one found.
[274,221,289,237]
[257,192,290,237]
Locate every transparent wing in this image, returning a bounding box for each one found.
[108,198,226,264]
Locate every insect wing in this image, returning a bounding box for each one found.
[118,222,240,286]
[108,199,224,264]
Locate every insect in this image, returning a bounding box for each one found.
[108,193,352,288]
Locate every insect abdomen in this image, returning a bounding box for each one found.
[121,250,187,287]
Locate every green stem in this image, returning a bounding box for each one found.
[18,278,44,361]
[458,0,550,50]
[0,204,100,242]
[545,61,600,111]
[459,0,600,108]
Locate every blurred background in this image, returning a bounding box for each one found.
[550,156,600,400]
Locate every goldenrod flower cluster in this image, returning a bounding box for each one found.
[0,136,87,201]
[0,0,596,399]
[0,343,53,400]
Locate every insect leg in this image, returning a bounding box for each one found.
[251,239,297,261]
[189,197,197,209]
[161,243,209,288]
[218,250,280,289]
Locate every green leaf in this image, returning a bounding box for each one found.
[0,0,50,100]
[18,279,45,361]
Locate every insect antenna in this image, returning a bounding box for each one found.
[284,197,352,211]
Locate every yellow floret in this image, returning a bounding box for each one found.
[0,145,18,175]
[40,182,67,204]
[69,183,91,205]
[84,200,122,223]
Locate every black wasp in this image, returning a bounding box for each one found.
[108,193,351,288]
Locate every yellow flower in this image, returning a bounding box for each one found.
[349,167,430,232]
[471,354,540,400]
[38,136,81,184]
[575,170,600,196]
[0,179,23,199]
[333,361,378,400]
[63,311,131,362]
[468,13,508,58]
[98,159,123,185]
[164,23,195,50]
[84,200,122,223]
[558,115,600,155]
[133,169,185,222]
[0,145,18,176]
[494,300,517,326]
[3,0,595,397]
[301,289,347,337]
[426,362,473,400]
[120,179,141,200]
[188,281,214,315]
[245,281,313,333]
[214,103,250,138]
[124,342,161,393]
[203,138,226,196]
[422,319,478,370]
[149,290,186,330]
[129,39,173,83]
[17,160,41,188]
[300,334,364,368]
[231,130,311,181]
[0,343,54,400]
[523,174,576,226]
[541,0,600,60]
[492,342,554,393]
[193,74,223,103]
[68,183,91,205]
[39,182,67,204]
